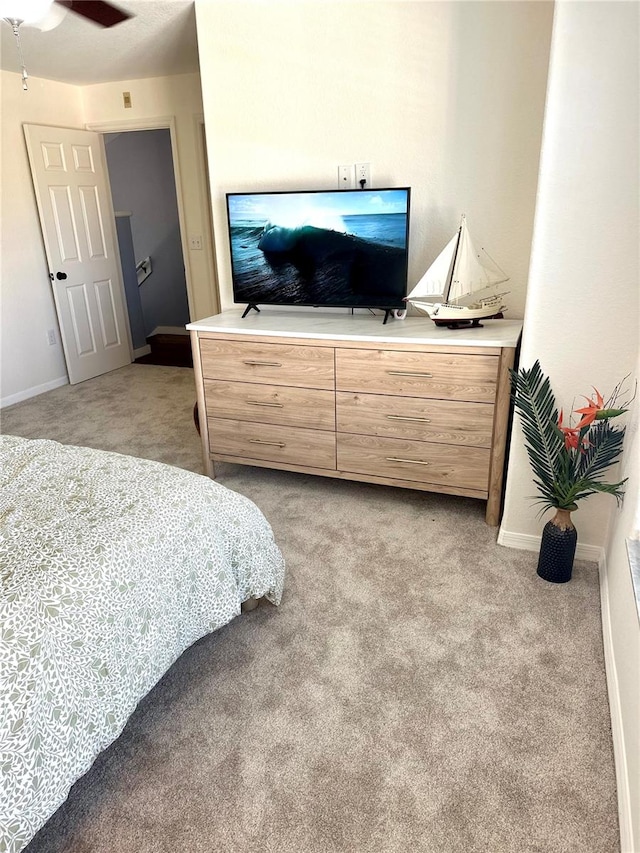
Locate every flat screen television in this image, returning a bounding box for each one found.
[226,187,411,313]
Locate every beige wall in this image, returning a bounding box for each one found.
[500,2,639,846]
[195,0,553,315]
[0,71,83,404]
[1,71,217,406]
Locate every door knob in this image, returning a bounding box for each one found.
[56,271,67,280]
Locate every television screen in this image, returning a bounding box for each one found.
[226,187,411,310]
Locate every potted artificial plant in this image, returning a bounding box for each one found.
[510,360,631,583]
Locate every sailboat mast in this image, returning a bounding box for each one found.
[446,216,464,301]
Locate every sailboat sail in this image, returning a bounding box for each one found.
[449,225,508,304]
[408,232,459,301]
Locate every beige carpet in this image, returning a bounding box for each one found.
[2,364,619,853]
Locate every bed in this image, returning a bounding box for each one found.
[0,435,285,853]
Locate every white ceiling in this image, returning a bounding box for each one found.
[0,1,200,86]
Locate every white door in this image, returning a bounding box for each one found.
[24,124,131,384]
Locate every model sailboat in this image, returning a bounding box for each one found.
[405,215,509,328]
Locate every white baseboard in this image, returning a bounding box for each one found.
[497,528,542,552]
[599,555,635,853]
[1,375,68,409]
[133,345,151,358]
[497,527,604,563]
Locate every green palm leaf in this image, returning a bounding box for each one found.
[576,420,626,480]
[510,360,562,507]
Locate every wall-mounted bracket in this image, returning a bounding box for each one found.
[136,256,152,286]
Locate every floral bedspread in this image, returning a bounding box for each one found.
[0,436,285,853]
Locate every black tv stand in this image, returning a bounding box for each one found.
[241,304,400,325]
[241,304,260,318]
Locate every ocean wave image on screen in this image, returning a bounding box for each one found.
[229,212,408,307]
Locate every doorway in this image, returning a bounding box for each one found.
[103,128,192,368]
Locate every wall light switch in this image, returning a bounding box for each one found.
[123,91,132,108]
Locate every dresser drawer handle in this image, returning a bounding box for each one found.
[243,360,282,367]
[386,415,431,423]
[249,439,286,448]
[386,456,430,466]
[387,370,433,378]
[247,400,284,408]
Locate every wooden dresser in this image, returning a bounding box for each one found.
[188,310,522,525]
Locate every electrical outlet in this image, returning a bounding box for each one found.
[46,328,56,346]
[355,162,370,188]
[189,235,203,250]
[338,165,355,189]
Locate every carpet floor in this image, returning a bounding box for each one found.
[1,364,619,853]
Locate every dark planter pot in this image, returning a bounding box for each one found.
[537,509,577,583]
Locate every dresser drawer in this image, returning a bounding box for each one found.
[337,434,490,491]
[335,349,498,402]
[205,380,335,430]
[336,392,494,447]
[209,419,336,469]
[200,338,335,390]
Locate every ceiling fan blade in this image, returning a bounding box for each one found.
[55,0,131,28]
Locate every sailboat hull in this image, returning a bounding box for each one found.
[432,315,503,329]
[412,297,506,326]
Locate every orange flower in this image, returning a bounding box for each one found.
[574,388,604,429]
[558,410,591,452]
[558,410,580,450]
